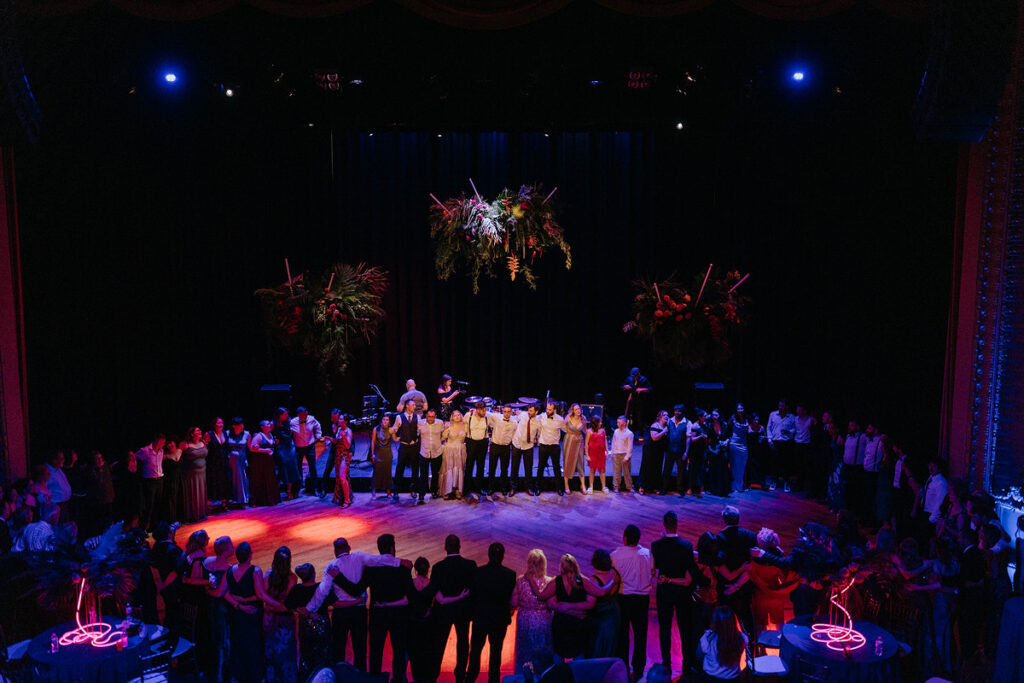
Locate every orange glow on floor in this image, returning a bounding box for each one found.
[286,516,372,544]
[185,516,271,542]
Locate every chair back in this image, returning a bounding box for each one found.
[138,628,179,678]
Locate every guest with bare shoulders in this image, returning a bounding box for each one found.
[214,541,287,683]
[562,404,588,494]
[535,553,596,660]
[512,549,554,677]
[263,546,299,683]
[408,558,435,683]
[205,536,235,683]
[582,549,621,658]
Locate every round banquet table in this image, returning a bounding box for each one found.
[780,615,901,683]
[27,617,152,683]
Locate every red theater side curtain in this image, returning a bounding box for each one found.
[0,146,29,481]
[26,0,928,25]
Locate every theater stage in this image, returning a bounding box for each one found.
[178,487,832,680]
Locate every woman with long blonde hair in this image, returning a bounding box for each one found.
[536,554,596,660]
[562,404,587,494]
[440,411,467,499]
[511,549,554,675]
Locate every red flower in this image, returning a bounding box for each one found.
[675,315,683,321]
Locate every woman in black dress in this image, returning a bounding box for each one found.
[205,536,235,683]
[216,541,286,683]
[205,417,232,512]
[181,427,208,523]
[248,421,280,507]
[436,374,461,421]
[706,410,731,497]
[407,557,436,683]
[535,554,595,660]
[639,411,668,495]
[180,530,212,673]
[287,563,332,680]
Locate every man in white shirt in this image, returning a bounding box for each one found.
[464,402,492,499]
[487,405,518,499]
[304,537,409,671]
[793,403,814,492]
[417,408,446,504]
[290,407,323,496]
[536,403,565,496]
[135,433,166,531]
[46,452,73,521]
[766,399,796,492]
[860,424,883,523]
[510,405,539,495]
[920,458,949,526]
[396,379,428,415]
[610,416,635,493]
[611,524,653,680]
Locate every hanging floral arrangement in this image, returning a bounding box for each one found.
[256,260,388,385]
[429,180,571,293]
[623,265,751,370]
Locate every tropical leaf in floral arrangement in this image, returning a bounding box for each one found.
[256,261,389,390]
[624,267,751,371]
[429,185,570,293]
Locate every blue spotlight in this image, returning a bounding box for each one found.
[164,73,178,83]
[791,71,805,82]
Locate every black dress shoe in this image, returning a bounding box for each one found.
[558,489,564,497]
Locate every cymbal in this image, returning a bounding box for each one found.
[465,395,484,404]
[509,402,529,409]
[518,396,539,404]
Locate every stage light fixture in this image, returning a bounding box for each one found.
[792,71,805,82]
[676,122,685,130]
[349,79,364,86]
[225,88,234,97]
[164,73,178,83]
[588,79,602,86]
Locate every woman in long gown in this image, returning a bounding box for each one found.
[248,420,280,507]
[205,417,231,512]
[370,414,395,498]
[706,411,731,497]
[287,563,332,680]
[439,411,467,499]
[264,546,299,683]
[161,438,183,523]
[181,427,209,523]
[331,415,354,507]
[204,536,235,683]
[536,554,595,660]
[584,415,608,493]
[727,405,750,492]
[273,408,300,500]
[511,549,554,676]
[225,418,250,506]
[407,558,436,683]
[639,411,668,495]
[561,404,587,494]
[217,542,287,683]
[583,549,621,658]
[180,530,212,673]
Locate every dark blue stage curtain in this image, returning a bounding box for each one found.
[28,0,928,24]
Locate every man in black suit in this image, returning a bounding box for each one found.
[718,505,757,634]
[467,542,517,683]
[651,511,705,677]
[363,534,415,683]
[429,534,477,683]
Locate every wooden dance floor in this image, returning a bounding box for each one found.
[179,489,832,680]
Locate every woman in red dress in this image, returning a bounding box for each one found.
[584,414,609,493]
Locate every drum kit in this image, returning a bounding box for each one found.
[463,395,570,414]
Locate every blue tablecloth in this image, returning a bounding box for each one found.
[27,618,150,683]
[780,615,900,683]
